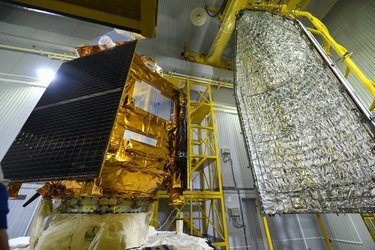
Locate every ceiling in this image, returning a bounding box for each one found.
[0,0,338,82]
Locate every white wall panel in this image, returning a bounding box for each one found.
[214,111,254,189]
[0,82,45,161]
[322,214,374,250]
[223,191,248,248]
[7,183,42,238]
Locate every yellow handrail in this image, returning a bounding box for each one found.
[293,10,375,111]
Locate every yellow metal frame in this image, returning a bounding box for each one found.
[183,0,311,70]
[182,43,233,71]
[153,75,229,249]
[361,213,375,244]
[219,0,233,23]
[262,215,273,250]
[165,72,234,90]
[316,214,333,250]
[182,0,249,71]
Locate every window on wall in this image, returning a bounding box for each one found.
[132,80,174,121]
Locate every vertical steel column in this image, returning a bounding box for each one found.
[262,215,274,250]
[150,200,159,228]
[316,213,333,250]
[187,77,192,189]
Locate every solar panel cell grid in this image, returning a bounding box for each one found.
[2,41,137,182]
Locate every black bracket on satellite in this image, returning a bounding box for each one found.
[22,192,41,207]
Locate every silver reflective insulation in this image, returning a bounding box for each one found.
[234,9,375,214]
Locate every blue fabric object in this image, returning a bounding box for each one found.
[0,184,8,229]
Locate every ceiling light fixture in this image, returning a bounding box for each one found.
[190,8,208,27]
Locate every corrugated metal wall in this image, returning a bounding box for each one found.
[214,111,254,189]
[322,214,374,250]
[7,183,42,238]
[322,0,375,108]
[0,82,45,161]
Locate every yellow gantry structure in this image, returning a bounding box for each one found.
[152,75,229,249]
[182,0,310,70]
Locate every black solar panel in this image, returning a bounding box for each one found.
[1,41,137,182]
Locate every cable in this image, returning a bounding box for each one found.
[157,208,179,230]
[222,151,248,245]
[205,0,228,18]
[233,217,243,229]
[223,153,236,187]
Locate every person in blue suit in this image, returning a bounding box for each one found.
[0,166,9,250]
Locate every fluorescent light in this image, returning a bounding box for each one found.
[37,68,55,86]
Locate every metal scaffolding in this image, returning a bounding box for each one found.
[152,76,229,249]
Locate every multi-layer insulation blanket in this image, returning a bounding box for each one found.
[235,9,375,213]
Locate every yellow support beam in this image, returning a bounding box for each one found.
[306,28,331,56]
[206,0,248,66]
[191,157,207,173]
[219,0,233,23]
[262,215,273,250]
[181,49,233,71]
[182,0,310,70]
[165,72,234,89]
[158,191,223,199]
[282,0,302,15]
[150,200,159,228]
[316,214,333,250]
[182,0,252,70]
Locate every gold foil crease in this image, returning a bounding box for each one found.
[38,49,185,204]
[76,41,128,57]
